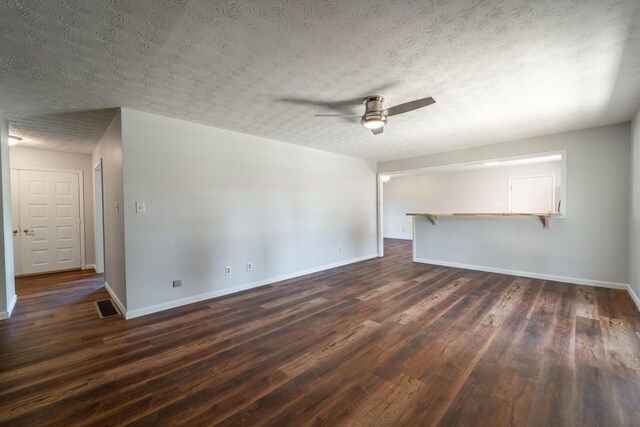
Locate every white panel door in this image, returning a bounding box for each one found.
[509,175,555,213]
[11,169,21,276]
[18,170,81,274]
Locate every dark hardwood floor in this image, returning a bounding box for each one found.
[1,239,640,426]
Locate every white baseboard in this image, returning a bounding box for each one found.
[627,285,640,312]
[104,281,127,318]
[413,257,630,291]
[83,264,97,272]
[0,294,17,320]
[126,253,379,319]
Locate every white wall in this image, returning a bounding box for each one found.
[380,123,630,287]
[91,111,126,309]
[120,109,378,317]
[419,162,561,212]
[383,175,418,240]
[10,147,96,268]
[383,161,562,240]
[630,111,640,302]
[0,117,16,319]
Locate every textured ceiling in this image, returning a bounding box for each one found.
[9,109,118,154]
[1,0,639,160]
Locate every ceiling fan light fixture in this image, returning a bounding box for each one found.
[362,119,385,129]
[313,92,434,135]
[361,113,387,129]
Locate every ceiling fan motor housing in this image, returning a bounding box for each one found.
[361,96,387,128]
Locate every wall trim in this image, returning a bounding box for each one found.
[83,264,96,272]
[627,285,640,312]
[0,294,17,320]
[126,253,378,319]
[104,281,127,318]
[414,257,630,291]
[377,174,384,257]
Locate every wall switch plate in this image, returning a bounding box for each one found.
[135,202,146,213]
[225,266,232,275]
[247,262,253,271]
[173,280,182,288]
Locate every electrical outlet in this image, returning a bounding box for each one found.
[225,266,232,275]
[173,280,182,288]
[247,262,253,271]
[135,201,146,213]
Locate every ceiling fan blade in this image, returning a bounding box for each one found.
[314,113,361,118]
[384,97,435,117]
[371,126,384,135]
[278,82,400,114]
[281,97,357,110]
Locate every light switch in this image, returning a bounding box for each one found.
[135,202,146,213]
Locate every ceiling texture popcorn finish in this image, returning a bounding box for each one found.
[0,0,639,160]
[9,109,118,154]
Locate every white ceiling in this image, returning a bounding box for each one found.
[9,109,118,154]
[1,0,639,161]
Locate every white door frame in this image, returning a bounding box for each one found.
[377,173,384,257]
[10,169,21,276]
[11,166,87,271]
[93,159,105,275]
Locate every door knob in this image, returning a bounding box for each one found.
[12,228,18,235]
[23,228,31,234]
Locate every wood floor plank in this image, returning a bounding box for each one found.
[1,239,639,425]
[436,313,534,426]
[482,277,529,327]
[356,280,410,301]
[279,319,382,378]
[575,316,607,367]
[393,276,470,325]
[599,316,640,370]
[576,286,600,319]
[345,373,425,427]
[260,284,331,309]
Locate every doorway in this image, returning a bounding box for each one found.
[94,161,105,274]
[377,173,416,258]
[11,168,84,275]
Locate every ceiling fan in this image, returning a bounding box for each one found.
[315,95,436,135]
